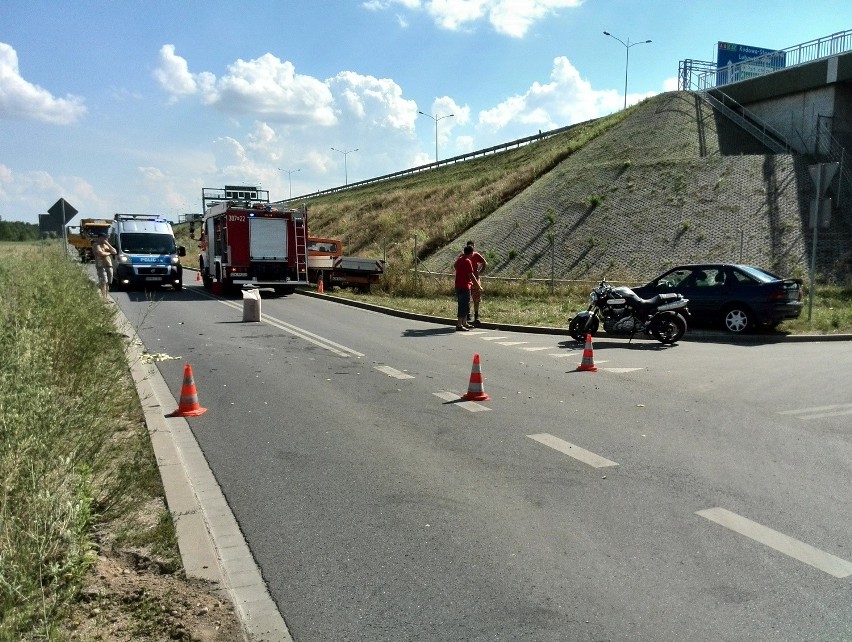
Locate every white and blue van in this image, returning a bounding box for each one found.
[110,214,186,290]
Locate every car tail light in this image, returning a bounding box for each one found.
[769,286,801,301]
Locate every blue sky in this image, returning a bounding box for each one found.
[1,0,849,225]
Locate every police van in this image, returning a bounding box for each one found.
[110,214,186,290]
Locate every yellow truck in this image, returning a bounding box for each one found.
[66,218,112,262]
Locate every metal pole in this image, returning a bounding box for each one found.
[331,149,357,186]
[623,46,629,111]
[434,122,439,164]
[418,112,454,163]
[808,165,822,321]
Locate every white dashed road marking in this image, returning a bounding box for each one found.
[527,433,618,468]
[778,403,852,420]
[374,365,415,379]
[433,391,491,412]
[697,507,852,578]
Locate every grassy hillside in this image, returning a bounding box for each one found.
[176,91,851,286]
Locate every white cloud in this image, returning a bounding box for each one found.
[208,55,337,125]
[478,56,632,133]
[0,42,86,125]
[328,71,418,131]
[154,48,336,126]
[0,163,103,222]
[153,44,200,96]
[663,76,680,91]
[364,0,583,37]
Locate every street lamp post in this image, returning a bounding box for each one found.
[277,168,301,199]
[603,31,652,110]
[418,111,454,163]
[331,148,358,185]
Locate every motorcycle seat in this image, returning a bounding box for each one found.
[625,291,681,307]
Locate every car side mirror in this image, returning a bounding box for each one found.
[178,246,186,257]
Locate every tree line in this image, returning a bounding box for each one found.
[0,220,42,242]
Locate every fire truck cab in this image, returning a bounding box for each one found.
[198,186,309,295]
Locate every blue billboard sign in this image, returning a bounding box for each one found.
[716,41,786,85]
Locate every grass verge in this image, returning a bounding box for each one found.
[0,242,231,641]
[327,264,852,334]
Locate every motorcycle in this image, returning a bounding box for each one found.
[569,279,690,345]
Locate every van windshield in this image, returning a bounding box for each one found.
[119,233,176,255]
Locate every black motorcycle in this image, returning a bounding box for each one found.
[569,279,690,344]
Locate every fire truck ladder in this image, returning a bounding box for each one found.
[292,208,308,281]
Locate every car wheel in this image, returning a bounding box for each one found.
[723,306,751,333]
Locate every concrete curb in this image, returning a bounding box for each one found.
[295,288,852,343]
[117,308,292,642]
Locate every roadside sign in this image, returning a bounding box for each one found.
[809,198,832,228]
[41,198,78,234]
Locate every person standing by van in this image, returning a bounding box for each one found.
[91,233,117,299]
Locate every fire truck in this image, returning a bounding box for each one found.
[197,186,309,295]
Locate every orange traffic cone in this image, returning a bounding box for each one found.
[167,364,207,417]
[461,353,490,401]
[576,334,597,372]
[317,278,325,294]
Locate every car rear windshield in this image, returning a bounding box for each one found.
[738,265,778,283]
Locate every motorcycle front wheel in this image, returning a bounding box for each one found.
[651,313,687,344]
[569,314,599,342]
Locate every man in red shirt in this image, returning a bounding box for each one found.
[465,240,487,325]
[453,245,480,331]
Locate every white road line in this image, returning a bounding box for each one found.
[696,507,852,578]
[497,341,529,346]
[432,391,491,412]
[778,403,852,420]
[527,433,618,468]
[204,296,365,358]
[601,367,643,373]
[480,336,509,341]
[374,365,415,379]
[549,353,577,358]
[521,346,551,352]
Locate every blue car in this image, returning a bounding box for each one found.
[632,263,803,333]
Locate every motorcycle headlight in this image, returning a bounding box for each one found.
[589,292,597,304]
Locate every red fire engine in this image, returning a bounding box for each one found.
[198,186,309,295]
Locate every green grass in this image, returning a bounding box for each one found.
[327,263,852,334]
[0,242,175,640]
[173,106,632,270]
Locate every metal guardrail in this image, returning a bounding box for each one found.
[694,29,852,90]
[699,91,792,153]
[275,120,593,205]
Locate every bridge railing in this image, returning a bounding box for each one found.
[694,29,852,90]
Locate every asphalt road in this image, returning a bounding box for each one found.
[115,277,852,642]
